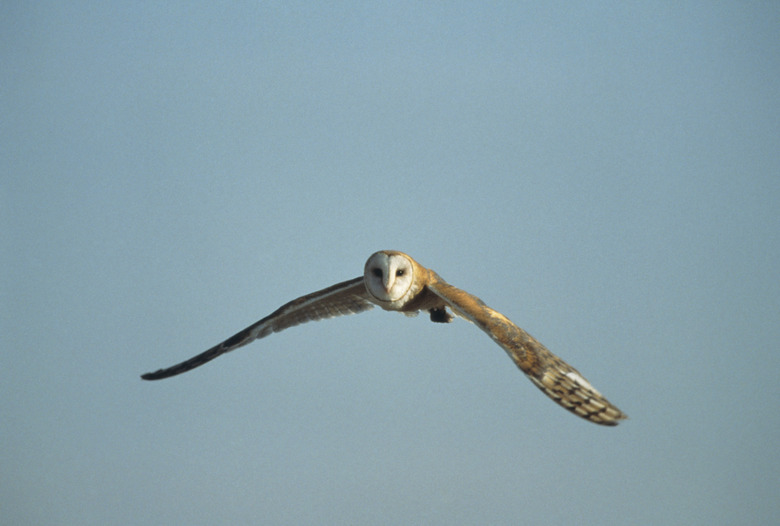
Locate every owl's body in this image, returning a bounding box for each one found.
[143,251,627,426]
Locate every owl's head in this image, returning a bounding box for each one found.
[363,251,415,304]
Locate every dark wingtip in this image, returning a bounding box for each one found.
[140,370,164,381]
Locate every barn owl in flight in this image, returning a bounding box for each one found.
[143,251,627,426]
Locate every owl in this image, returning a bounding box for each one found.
[143,251,627,426]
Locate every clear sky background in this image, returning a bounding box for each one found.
[3,3,778,525]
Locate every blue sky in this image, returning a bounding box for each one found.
[3,2,778,525]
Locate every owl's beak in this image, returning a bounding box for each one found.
[383,275,395,293]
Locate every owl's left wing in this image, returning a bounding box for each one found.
[141,276,372,380]
[426,275,627,426]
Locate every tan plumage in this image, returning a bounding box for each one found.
[142,250,627,426]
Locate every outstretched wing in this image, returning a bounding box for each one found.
[142,277,372,380]
[426,276,627,426]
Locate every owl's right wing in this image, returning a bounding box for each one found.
[141,276,372,380]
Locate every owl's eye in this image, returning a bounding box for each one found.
[396,269,405,277]
[372,268,382,278]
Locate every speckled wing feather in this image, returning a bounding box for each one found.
[426,276,627,426]
[142,277,372,380]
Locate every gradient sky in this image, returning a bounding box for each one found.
[3,3,779,525]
